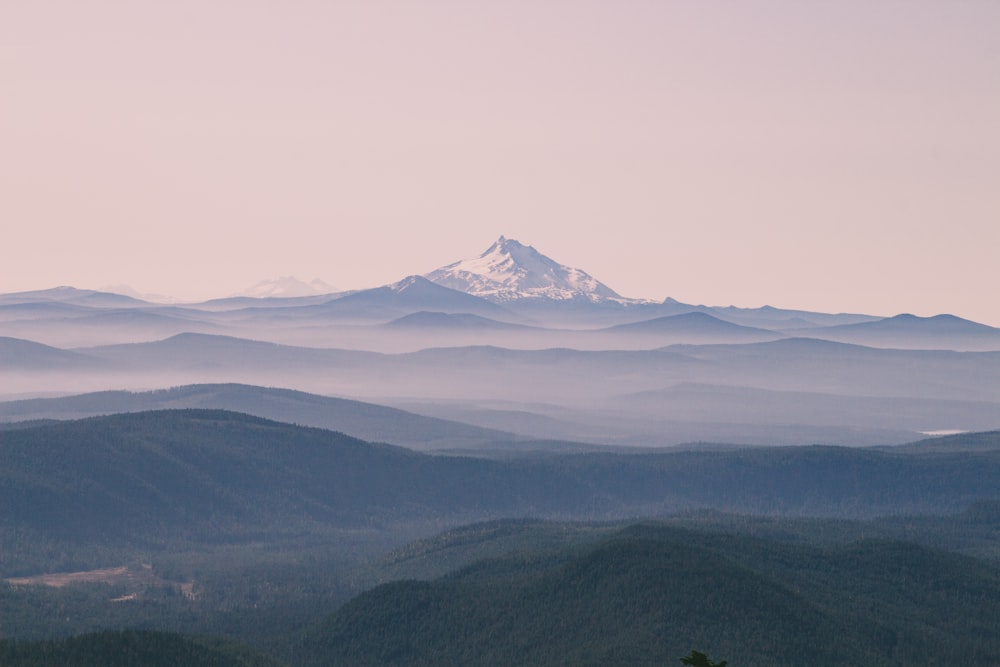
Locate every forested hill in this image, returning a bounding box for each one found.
[0,630,282,667]
[0,383,519,450]
[3,411,1000,568]
[0,409,550,548]
[303,524,1000,667]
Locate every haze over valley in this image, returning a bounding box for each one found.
[4,237,998,448]
[5,0,999,660]
[4,237,1000,666]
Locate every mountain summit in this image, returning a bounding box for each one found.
[425,236,630,303]
[235,276,336,298]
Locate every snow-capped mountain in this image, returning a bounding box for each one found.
[235,277,336,298]
[100,284,186,304]
[425,236,634,303]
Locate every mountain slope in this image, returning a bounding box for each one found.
[319,275,518,321]
[0,287,150,308]
[383,311,539,331]
[0,336,105,370]
[0,410,592,552]
[0,631,281,667]
[0,383,519,450]
[6,333,996,444]
[4,411,1000,554]
[425,236,631,303]
[304,524,1000,666]
[78,332,378,370]
[798,313,1000,351]
[602,312,782,342]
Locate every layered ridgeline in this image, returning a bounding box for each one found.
[4,236,999,348]
[0,383,520,451]
[3,237,999,665]
[4,338,998,447]
[3,409,1000,574]
[7,510,1000,665]
[3,410,1000,664]
[4,237,998,447]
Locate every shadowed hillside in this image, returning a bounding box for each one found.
[0,383,520,450]
[0,630,282,667]
[302,524,1000,666]
[3,411,1000,577]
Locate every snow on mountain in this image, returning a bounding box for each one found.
[236,277,336,298]
[425,236,635,303]
[100,284,186,304]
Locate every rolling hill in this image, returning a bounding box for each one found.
[791,313,1000,351]
[0,383,519,450]
[302,523,1000,666]
[0,630,281,667]
[601,311,782,343]
[0,336,106,371]
[4,411,1000,574]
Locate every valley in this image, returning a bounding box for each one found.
[2,237,999,665]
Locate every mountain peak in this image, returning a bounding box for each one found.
[489,234,522,250]
[235,276,336,298]
[425,237,632,304]
[388,275,436,293]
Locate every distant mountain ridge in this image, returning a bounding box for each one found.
[834,313,995,334]
[3,238,996,355]
[5,243,994,336]
[0,336,105,370]
[5,332,997,445]
[786,313,1000,351]
[0,286,150,308]
[0,383,520,450]
[602,311,781,341]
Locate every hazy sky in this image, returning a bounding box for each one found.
[2,1,998,323]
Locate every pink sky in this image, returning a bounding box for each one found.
[2,1,998,323]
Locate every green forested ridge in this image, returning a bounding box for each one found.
[2,412,1000,665]
[0,630,283,667]
[0,550,363,655]
[3,412,999,568]
[0,410,542,568]
[4,517,1000,665]
[303,524,1000,667]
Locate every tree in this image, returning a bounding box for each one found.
[680,649,728,667]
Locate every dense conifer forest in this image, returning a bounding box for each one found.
[0,631,281,667]
[2,411,999,665]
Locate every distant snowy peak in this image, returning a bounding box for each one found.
[387,275,430,293]
[425,236,633,303]
[236,277,336,298]
[100,285,184,304]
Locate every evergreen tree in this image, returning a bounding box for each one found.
[680,649,728,667]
